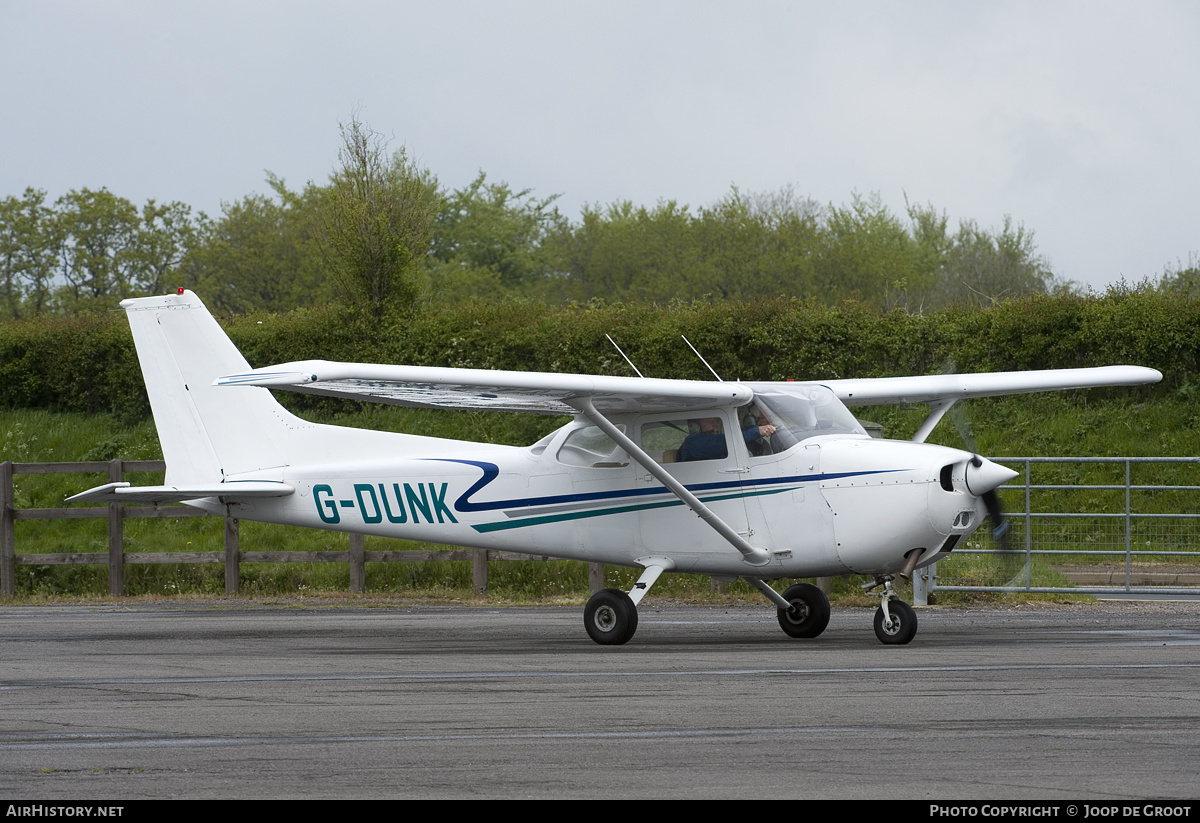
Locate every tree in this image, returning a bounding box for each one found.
[0,188,59,318]
[129,199,198,296]
[428,172,567,302]
[54,188,141,308]
[904,200,953,312]
[696,186,822,301]
[556,200,701,302]
[181,176,329,314]
[935,216,1053,308]
[321,118,439,318]
[1158,254,1200,298]
[816,192,922,308]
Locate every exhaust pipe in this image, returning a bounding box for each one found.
[899,547,926,581]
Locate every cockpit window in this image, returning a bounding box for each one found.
[529,431,556,455]
[742,386,866,455]
[556,424,629,468]
[641,417,730,463]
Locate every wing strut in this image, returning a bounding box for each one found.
[912,399,955,443]
[571,396,771,567]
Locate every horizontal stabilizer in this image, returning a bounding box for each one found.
[67,481,294,505]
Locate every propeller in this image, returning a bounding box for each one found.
[947,398,1026,587]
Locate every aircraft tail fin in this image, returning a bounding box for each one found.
[121,290,302,485]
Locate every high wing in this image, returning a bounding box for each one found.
[820,365,1161,443]
[218,361,1161,417]
[215,360,754,414]
[821,366,1162,406]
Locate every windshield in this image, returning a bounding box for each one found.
[743,385,866,453]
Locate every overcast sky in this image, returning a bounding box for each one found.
[2,0,1197,290]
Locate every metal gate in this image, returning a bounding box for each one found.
[921,457,1200,601]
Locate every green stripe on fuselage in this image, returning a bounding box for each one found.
[470,486,793,533]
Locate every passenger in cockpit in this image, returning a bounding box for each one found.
[678,417,728,461]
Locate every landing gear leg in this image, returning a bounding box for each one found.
[583,561,669,646]
[864,575,918,645]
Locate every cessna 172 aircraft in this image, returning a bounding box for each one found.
[71,291,1161,645]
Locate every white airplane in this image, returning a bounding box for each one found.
[71,290,1161,645]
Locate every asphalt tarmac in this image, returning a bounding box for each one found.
[1,598,1198,799]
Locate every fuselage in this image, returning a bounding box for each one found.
[207,386,994,580]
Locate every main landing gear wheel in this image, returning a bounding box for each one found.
[873,599,918,645]
[584,588,639,646]
[776,582,831,638]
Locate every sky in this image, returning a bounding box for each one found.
[2,0,1197,290]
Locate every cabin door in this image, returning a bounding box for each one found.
[634,410,750,566]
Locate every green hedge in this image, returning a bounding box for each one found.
[1,289,1191,420]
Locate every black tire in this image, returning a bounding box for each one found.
[584,589,638,646]
[873,599,918,645]
[776,582,831,638]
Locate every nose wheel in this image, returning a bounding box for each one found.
[865,576,918,645]
[873,599,917,644]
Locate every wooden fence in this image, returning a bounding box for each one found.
[1,460,607,597]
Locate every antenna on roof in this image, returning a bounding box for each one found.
[605,334,645,378]
[681,335,723,382]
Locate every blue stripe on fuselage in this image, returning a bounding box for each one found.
[425,458,904,516]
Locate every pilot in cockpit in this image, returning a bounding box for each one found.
[741,404,779,456]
